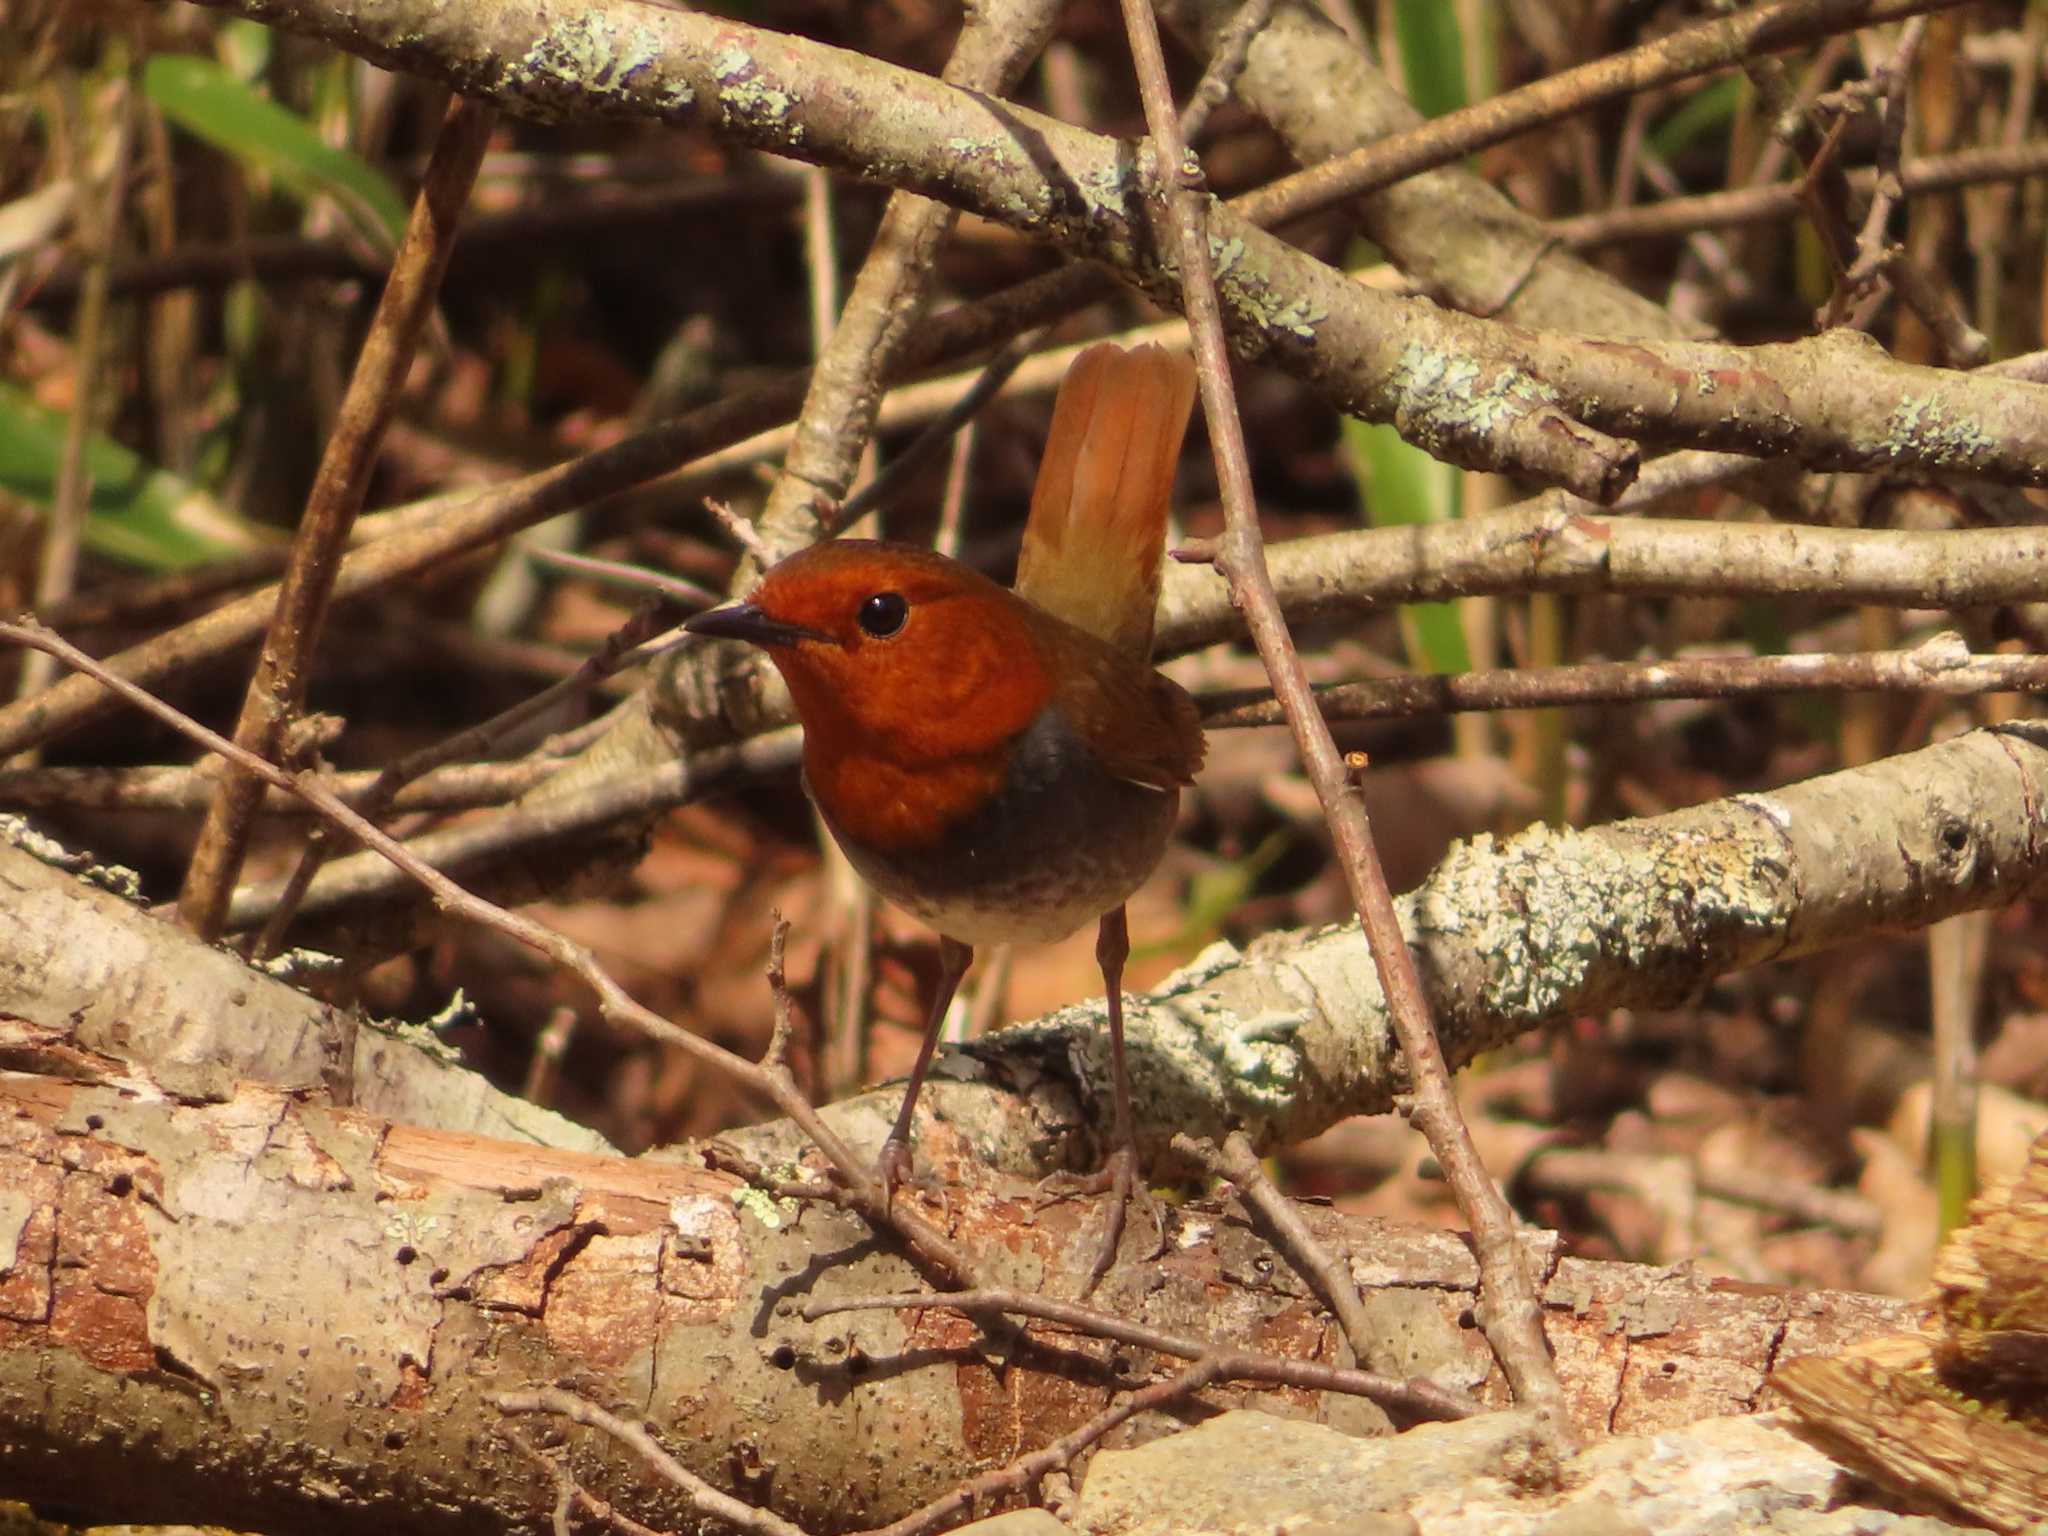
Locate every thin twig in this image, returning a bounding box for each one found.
[503,1427,718,1536]
[502,1359,1288,1536]
[801,165,839,360]
[177,95,498,939]
[251,592,692,957]
[222,731,803,929]
[930,418,976,560]
[1177,1132,1389,1373]
[703,498,776,565]
[0,617,976,1285]
[12,65,136,752]
[0,754,562,816]
[858,1360,1226,1536]
[1882,249,1989,366]
[1116,0,1569,1433]
[522,544,722,609]
[496,1389,811,1536]
[1843,18,1930,289]
[1727,0,1861,277]
[1199,634,2048,729]
[1234,0,1970,231]
[522,1006,578,1107]
[749,0,1063,561]
[830,328,1045,533]
[800,1288,1479,1421]
[1553,139,2048,247]
[764,913,798,1072]
[1175,0,1276,144]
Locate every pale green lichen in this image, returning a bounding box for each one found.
[384,1210,448,1249]
[3,812,144,899]
[712,43,800,140]
[730,1182,799,1230]
[1408,815,1786,1024]
[1212,258,1327,341]
[945,136,1018,171]
[251,947,345,981]
[367,990,474,1068]
[421,988,478,1034]
[1140,963,1306,1116]
[510,12,693,120]
[1153,940,1244,996]
[1078,160,1135,219]
[1267,297,1328,340]
[987,934,1301,1139]
[1390,341,1558,453]
[1881,393,1996,468]
[386,1016,467,1066]
[1207,233,1245,279]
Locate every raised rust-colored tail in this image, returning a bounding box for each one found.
[1014,342,1198,660]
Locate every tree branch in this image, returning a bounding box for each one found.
[171,0,2048,499]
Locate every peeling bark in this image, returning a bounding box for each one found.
[0,1075,1910,1535]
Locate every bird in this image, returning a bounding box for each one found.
[685,341,1202,1267]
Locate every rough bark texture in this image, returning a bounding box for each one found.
[0,1074,1911,1536]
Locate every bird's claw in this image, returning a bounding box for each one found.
[1075,1146,1159,1298]
[875,1137,914,1208]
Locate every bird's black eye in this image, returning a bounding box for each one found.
[857,591,908,639]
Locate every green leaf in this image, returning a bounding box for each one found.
[1392,0,1468,119]
[1340,416,1471,675]
[143,53,406,248]
[0,384,271,570]
[1650,75,1743,163]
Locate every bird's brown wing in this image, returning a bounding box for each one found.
[1015,342,1198,661]
[1044,622,1206,791]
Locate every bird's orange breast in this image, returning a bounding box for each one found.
[800,741,1013,857]
[809,698,1184,948]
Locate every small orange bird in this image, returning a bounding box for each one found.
[686,343,1202,1242]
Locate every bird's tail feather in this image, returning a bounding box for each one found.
[1015,341,1198,660]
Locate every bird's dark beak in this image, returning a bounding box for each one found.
[683,601,829,649]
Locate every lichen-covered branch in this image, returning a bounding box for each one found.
[1153,497,2048,653]
[1155,0,1691,341]
[174,0,2048,497]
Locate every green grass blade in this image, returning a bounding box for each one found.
[1650,75,1743,163]
[1341,416,1471,675]
[143,53,406,248]
[1392,0,1468,118]
[0,384,271,570]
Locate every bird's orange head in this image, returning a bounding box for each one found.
[684,539,1065,848]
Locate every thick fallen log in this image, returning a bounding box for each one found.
[0,1074,1909,1536]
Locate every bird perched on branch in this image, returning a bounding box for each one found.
[687,342,1202,1265]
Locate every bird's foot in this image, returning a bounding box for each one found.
[875,1136,914,1208]
[1035,1147,1158,1297]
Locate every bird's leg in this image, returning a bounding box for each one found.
[878,935,974,1203]
[1084,904,1146,1292]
